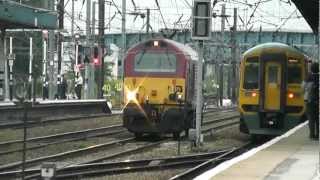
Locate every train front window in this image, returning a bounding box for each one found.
[134,52,177,73]
[268,66,279,83]
[243,57,259,89]
[288,65,302,83]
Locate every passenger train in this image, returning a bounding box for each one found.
[238,42,308,137]
[122,38,198,138]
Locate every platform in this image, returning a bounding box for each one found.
[0,99,112,124]
[196,122,319,180]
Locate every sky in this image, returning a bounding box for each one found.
[62,0,312,36]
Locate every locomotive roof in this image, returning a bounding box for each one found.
[163,39,198,61]
[127,38,198,61]
[243,42,305,59]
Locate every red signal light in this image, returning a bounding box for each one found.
[93,58,99,65]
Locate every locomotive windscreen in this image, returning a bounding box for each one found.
[287,64,302,84]
[134,52,177,73]
[243,57,259,89]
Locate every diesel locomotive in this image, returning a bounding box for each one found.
[122,38,198,138]
[238,42,308,137]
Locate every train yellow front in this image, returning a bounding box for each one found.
[123,39,197,138]
[238,43,308,137]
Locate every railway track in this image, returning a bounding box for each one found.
[0,108,239,157]
[0,137,136,172]
[169,142,256,180]
[0,138,167,178]
[0,125,125,156]
[0,106,234,130]
[0,141,254,180]
[0,107,237,149]
[0,111,239,173]
[0,148,235,179]
[0,108,240,179]
[202,114,240,134]
[0,112,121,129]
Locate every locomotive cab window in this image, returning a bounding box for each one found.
[287,59,302,84]
[134,52,177,73]
[243,57,259,89]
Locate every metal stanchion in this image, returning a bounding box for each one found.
[13,75,31,180]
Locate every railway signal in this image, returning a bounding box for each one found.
[191,0,212,147]
[192,0,212,40]
[93,46,100,66]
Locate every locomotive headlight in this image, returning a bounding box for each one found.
[288,93,294,99]
[177,94,182,100]
[153,40,159,47]
[126,91,137,102]
[251,92,257,97]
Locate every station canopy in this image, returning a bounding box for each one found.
[0,0,57,29]
[292,0,319,34]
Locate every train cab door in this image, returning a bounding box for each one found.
[264,62,282,111]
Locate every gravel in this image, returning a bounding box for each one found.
[83,125,250,180]
[0,115,122,142]
[86,169,186,180]
[0,110,249,180]
[0,115,123,165]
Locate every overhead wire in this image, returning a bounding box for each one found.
[246,0,262,27]
[274,9,297,32]
[182,0,191,8]
[154,0,168,29]
[111,0,122,15]
[131,0,137,10]
[60,0,310,35]
[63,0,70,9]
[64,10,84,32]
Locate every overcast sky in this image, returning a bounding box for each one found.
[63,0,311,36]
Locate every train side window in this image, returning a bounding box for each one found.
[243,57,259,89]
[288,65,302,84]
[268,66,278,83]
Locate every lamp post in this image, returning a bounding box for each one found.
[74,33,80,71]
[8,54,15,101]
[42,30,48,100]
[8,36,15,101]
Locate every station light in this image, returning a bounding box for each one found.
[192,0,212,40]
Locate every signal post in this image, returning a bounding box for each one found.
[191,0,212,146]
